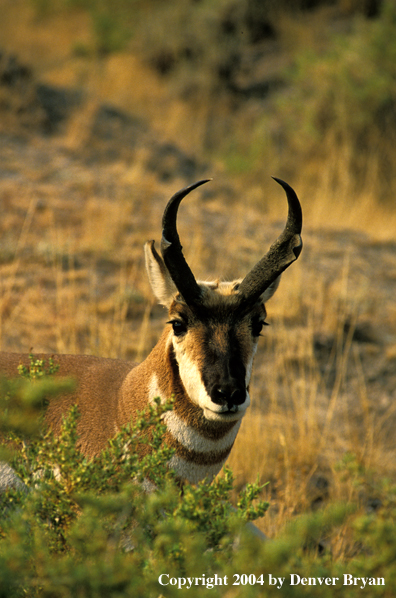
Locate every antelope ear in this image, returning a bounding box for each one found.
[144,240,178,307]
[260,275,281,303]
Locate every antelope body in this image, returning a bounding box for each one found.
[0,178,302,487]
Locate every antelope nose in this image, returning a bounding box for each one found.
[211,384,246,408]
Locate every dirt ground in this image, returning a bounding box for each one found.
[1,39,396,536]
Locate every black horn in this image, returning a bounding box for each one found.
[236,178,303,310]
[161,179,211,308]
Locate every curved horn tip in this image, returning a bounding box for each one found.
[271,177,301,208]
[159,179,212,309]
[182,178,213,194]
[271,176,293,192]
[271,176,302,232]
[192,178,213,191]
[162,178,213,228]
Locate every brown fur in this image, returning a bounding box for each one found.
[0,179,300,487]
[0,285,256,456]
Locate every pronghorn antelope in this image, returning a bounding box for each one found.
[0,178,302,488]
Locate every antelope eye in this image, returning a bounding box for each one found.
[168,319,188,336]
[251,317,267,337]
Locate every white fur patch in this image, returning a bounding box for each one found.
[245,344,258,387]
[148,373,165,404]
[144,241,178,307]
[163,411,241,453]
[146,374,237,485]
[168,454,227,484]
[173,341,250,421]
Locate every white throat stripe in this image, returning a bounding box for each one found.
[168,455,228,485]
[164,411,241,453]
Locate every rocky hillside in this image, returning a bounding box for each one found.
[0,0,396,535]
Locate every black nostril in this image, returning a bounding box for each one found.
[211,384,246,407]
[211,385,228,406]
[230,388,246,406]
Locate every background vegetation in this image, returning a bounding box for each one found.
[0,0,395,594]
[0,365,395,596]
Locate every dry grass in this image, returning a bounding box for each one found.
[1,0,396,556]
[1,141,395,551]
[227,219,396,541]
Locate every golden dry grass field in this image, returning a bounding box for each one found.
[1,0,396,550]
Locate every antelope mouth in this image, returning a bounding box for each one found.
[203,408,246,422]
[218,404,242,415]
[203,398,250,421]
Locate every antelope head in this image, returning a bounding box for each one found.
[145,179,302,423]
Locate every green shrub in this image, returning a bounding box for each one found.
[0,357,395,597]
[0,358,268,596]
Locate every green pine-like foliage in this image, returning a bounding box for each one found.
[0,356,395,597]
